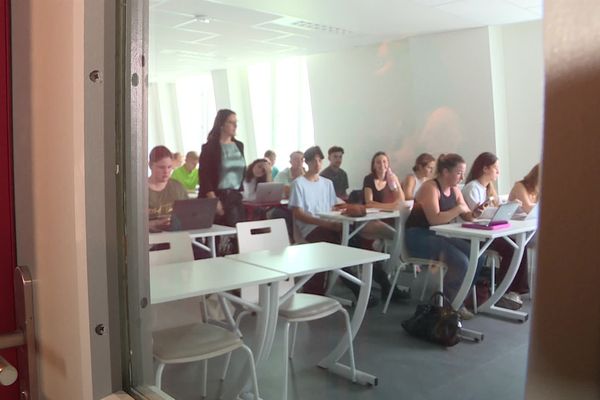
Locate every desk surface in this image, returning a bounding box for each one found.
[430,219,537,240]
[150,257,286,304]
[184,224,237,238]
[317,209,399,222]
[226,242,389,278]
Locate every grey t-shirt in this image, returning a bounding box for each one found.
[320,166,349,197]
[218,143,245,190]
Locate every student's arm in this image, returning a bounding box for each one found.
[509,182,536,213]
[418,182,470,225]
[291,207,341,232]
[402,175,417,200]
[455,188,484,221]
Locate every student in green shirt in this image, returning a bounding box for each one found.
[171,151,199,191]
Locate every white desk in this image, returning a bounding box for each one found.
[150,257,286,399]
[227,242,389,386]
[150,224,236,258]
[430,219,537,322]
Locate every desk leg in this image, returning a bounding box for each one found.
[386,216,401,271]
[210,236,216,258]
[325,222,354,307]
[451,239,484,342]
[318,262,377,386]
[478,233,529,322]
[220,283,274,400]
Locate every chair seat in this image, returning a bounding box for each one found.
[406,257,446,268]
[153,323,241,362]
[278,293,341,320]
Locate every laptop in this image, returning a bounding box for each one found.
[252,182,285,203]
[512,203,539,221]
[166,197,218,231]
[462,201,520,230]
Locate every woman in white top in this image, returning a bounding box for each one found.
[402,153,436,200]
[462,152,527,309]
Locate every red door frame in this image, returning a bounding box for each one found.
[0,0,18,398]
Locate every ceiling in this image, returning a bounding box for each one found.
[149,0,543,80]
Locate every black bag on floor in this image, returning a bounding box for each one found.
[401,292,461,347]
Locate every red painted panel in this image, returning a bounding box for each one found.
[0,0,19,398]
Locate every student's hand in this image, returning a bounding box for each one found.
[472,201,488,218]
[456,203,471,215]
[333,203,346,211]
[149,216,170,233]
[216,200,225,216]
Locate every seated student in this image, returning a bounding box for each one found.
[242,158,273,201]
[360,151,409,302]
[509,163,540,213]
[462,152,526,309]
[289,146,378,306]
[148,145,188,232]
[171,151,199,192]
[320,146,350,200]
[274,150,305,198]
[405,153,484,320]
[264,150,279,178]
[402,153,436,200]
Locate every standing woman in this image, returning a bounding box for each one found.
[405,154,484,319]
[509,164,540,213]
[462,152,526,309]
[402,153,436,200]
[199,109,246,227]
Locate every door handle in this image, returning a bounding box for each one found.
[0,266,38,399]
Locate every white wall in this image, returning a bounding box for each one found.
[306,24,543,193]
[500,21,544,186]
[307,40,415,190]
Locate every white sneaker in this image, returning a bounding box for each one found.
[504,291,523,305]
[457,306,474,320]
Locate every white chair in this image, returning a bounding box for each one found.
[149,232,260,399]
[382,206,447,314]
[236,219,356,400]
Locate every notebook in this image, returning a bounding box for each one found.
[462,201,520,230]
[252,182,285,203]
[166,197,218,231]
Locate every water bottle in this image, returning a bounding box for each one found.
[386,168,398,191]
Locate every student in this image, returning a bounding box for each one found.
[289,146,378,306]
[242,158,273,201]
[171,151,199,192]
[289,146,341,295]
[360,151,410,302]
[274,150,305,198]
[462,152,526,309]
[402,153,436,200]
[509,163,540,213]
[320,146,350,200]
[198,109,246,227]
[172,152,184,169]
[405,153,484,320]
[264,150,278,178]
[148,145,188,232]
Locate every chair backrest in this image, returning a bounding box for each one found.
[148,232,201,331]
[149,231,194,266]
[236,218,290,252]
[236,219,294,301]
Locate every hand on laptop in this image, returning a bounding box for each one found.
[216,200,225,216]
[149,216,171,233]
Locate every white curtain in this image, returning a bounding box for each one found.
[247,57,315,167]
[148,76,216,155]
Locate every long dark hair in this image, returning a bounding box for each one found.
[245,158,269,186]
[436,153,465,175]
[207,109,236,141]
[520,164,540,196]
[466,152,499,204]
